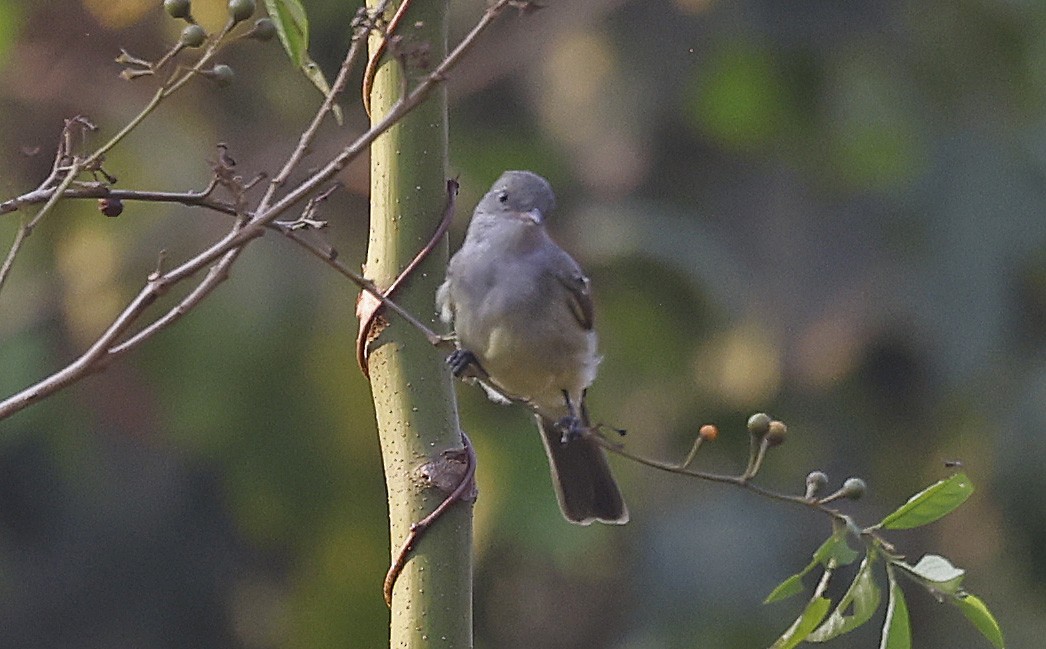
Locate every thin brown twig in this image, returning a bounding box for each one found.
[0,161,83,298]
[275,211,447,347]
[435,347,878,551]
[1,175,442,350]
[109,246,243,355]
[26,161,83,231]
[0,118,97,296]
[258,17,370,210]
[355,178,459,375]
[0,220,29,297]
[677,435,705,470]
[0,226,245,419]
[362,0,415,118]
[137,0,516,288]
[588,429,853,520]
[383,430,477,607]
[84,19,237,168]
[0,19,242,295]
[1,185,235,217]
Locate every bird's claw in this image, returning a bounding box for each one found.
[556,416,586,445]
[446,349,481,378]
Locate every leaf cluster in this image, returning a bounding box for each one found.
[765,473,1003,649]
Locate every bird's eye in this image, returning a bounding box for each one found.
[497,191,508,203]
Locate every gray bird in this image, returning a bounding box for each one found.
[436,170,628,525]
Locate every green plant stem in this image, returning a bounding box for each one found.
[364,0,472,647]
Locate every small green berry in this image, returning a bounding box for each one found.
[179,24,206,48]
[208,64,235,87]
[228,0,256,23]
[747,412,772,438]
[841,477,867,500]
[249,18,276,41]
[164,0,192,20]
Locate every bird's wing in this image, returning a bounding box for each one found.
[555,268,594,331]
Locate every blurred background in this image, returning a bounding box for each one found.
[1,0,1044,647]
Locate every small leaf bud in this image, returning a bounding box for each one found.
[164,0,192,20]
[806,471,828,490]
[841,477,867,500]
[805,471,828,498]
[206,64,235,86]
[179,24,206,48]
[249,17,276,41]
[747,412,772,438]
[228,0,256,24]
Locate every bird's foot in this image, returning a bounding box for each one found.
[446,348,483,379]
[556,415,587,445]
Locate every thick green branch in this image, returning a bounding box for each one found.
[364,0,472,647]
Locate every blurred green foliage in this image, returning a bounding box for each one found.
[1,0,1045,648]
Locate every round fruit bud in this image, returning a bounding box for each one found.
[804,471,828,499]
[698,424,719,442]
[179,24,206,48]
[249,17,276,41]
[98,197,123,217]
[164,0,192,20]
[208,64,235,86]
[841,477,867,500]
[228,0,256,23]
[747,412,772,438]
[806,471,828,491]
[766,420,787,446]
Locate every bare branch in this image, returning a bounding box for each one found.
[0,0,525,423]
[1,185,237,217]
[0,161,83,298]
[0,220,29,297]
[109,246,243,355]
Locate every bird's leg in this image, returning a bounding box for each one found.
[555,390,587,444]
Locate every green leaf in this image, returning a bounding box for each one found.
[764,530,858,604]
[263,1,342,124]
[827,534,861,568]
[880,473,973,530]
[807,553,882,642]
[881,565,911,649]
[264,0,309,66]
[765,573,806,604]
[301,58,343,125]
[901,554,965,595]
[954,594,1005,649]
[813,526,860,568]
[769,596,833,649]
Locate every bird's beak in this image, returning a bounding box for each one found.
[518,208,543,225]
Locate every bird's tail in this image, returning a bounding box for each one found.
[536,415,628,525]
